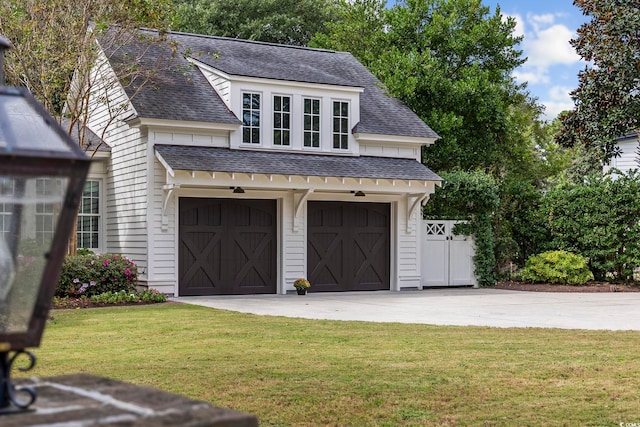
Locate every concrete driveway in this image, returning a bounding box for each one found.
[173,288,640,331]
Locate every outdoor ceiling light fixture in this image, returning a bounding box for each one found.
[232,186,245,194]
[354,191,365,197]
[0,37,90,414]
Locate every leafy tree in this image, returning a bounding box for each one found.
[0,0,173,117]
[0,0,174,253]
[171,0,341,46]
[558,0,640,163]
[311,0,387,67]
[314,0,538,176]
[314,0,564,277]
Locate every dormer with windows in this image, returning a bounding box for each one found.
[193,56,364,156]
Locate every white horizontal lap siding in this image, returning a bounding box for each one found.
[197,66,231,108]
[147,156,177,291]
[612,139,640,174]
[84,54,149,274]
[86,50,134,144]
[397,201,421,289]
[104,129,149,274]
[282,192,305,293]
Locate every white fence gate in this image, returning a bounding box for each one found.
[421,220,477,287]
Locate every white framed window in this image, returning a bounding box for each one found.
[36,178,63,246]
[77,179,101,250]
[273,95,291,146]
[332,101,349,150]
[242,92,261,144]
[303,98,320,148]
[0,178,15,241]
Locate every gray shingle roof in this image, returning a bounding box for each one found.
[155,144,441,182]
[104,29,439,140]
[60,118,110,152]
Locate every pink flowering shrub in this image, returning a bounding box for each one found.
[57,253,138,297]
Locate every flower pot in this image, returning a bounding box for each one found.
[296,288,307,295]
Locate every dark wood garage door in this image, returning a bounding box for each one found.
[179,198,277,295]
[307,201,390,292]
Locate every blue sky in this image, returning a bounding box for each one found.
[482,1,587,120]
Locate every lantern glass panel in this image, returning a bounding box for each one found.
[0,91,74,153]
[0,175,67,334]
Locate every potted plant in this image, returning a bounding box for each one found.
[293,278,310,295]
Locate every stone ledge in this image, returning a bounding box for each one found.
[8,374,258,427]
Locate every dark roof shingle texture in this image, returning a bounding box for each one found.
[104,29,438,139]
[155,144,441,182]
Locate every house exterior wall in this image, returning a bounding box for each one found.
[397,200,421,289]
[610,137,639,174]
[86,55,150,276]
[152,129,229,148]
[145,140,430,295]
[104,128,149,271]
[84,37,440,295]
[197,66,232,107]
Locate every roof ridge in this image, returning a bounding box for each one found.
[138,27,345,55]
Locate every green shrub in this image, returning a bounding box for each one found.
[57,253,138,297]
[519,250,594,285]
[538,171,640,281]
[90,289,167,305]
[52,289,166,308]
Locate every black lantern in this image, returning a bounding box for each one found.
[0,38,90,413]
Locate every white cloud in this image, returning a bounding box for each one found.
[529,13,555,31]
[540,85,575,120]
[525,24,580,69]
[513,14,581,86]
[514,70,548,85]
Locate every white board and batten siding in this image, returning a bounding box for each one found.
[421,220,476,287]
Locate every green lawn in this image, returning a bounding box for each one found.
[24,303,640,426]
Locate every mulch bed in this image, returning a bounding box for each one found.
[494,281,640,292]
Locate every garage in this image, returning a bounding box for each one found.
[178,198,277,295]
[307,201,390,292]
